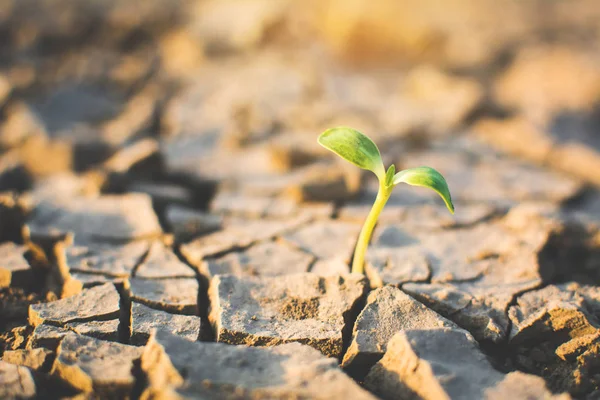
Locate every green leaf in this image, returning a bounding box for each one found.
[393,166,455,214]
[385,164,396,187]
[318,127,385,179]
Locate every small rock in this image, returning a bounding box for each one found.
[28,324,70,351]
[130,278,199,315]
[282,220,361,264]
[51,334,142,396]
[165,205,222,242]
[131,302,200,345]
[27,319,118,349]
[0,243,31,288]
[508,285,599,344]
[140,330,376,399]
[402,282,522,343]
[65,319,120,342]
[208,273,367,358]
[506,284,600,394]
[507,284,600,395]
[1,348,54,372]
[66,240,149,277]
[28,283,120,327]
[134,242,195,279]
[0,361,36,399]
[201,240,313,278]
[341,286,456,379]
[364,328,562,400]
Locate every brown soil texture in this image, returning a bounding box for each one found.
[2,1,600,399]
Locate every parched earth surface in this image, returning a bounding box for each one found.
[2,0,600,399]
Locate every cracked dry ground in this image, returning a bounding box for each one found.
[4,1,600,399]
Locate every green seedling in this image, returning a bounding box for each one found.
[318,127,454,274]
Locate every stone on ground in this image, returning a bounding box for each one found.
[51,334,143,396]
[507,284,600,395]
[140,330,377,399]
[130,278,199,315]
[364,328,564,400]
[66,240,149,277]
[28,324,71,351]
[209,273,367,358]
[341,286,456,379]
[65,319,120,342]
[131,302,200,345]
[28,318,120,350]
[28,283,120,327]
[1,348,53,372]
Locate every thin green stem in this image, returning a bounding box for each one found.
[351,181,393,274]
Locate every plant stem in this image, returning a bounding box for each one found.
[351,181,393,274]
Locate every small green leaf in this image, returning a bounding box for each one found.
[385,164,395,187]
[393,166,454,214]
[318,127,385,179]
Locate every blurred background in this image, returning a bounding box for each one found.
[1,0,600,216]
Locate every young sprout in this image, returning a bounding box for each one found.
[318,127,454,274]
